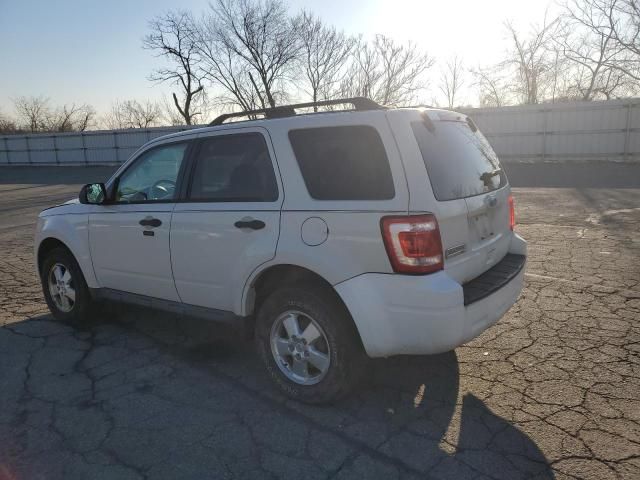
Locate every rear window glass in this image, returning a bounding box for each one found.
[189,133,278,202]
[411,119,506,201]
[289,126,395,200]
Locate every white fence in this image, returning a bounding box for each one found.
[460,98,640,163]
[0,125,194,166]
[1,98,640,165]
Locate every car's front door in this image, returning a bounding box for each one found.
[170,128,282,313]
[89,141,191,301]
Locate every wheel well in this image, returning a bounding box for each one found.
[251,265,332,311]
[249,264,365,349]
[37,238,70,275]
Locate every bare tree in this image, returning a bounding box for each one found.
[596,0,640,80]
[608,0,640,65]
[375,35,434,106]
[503,16,560,104]
[546,47,573,102]
[104,100,162,129]
[472,66,510,107]
[555,0,640,96]
[195,12,264,112]
[473,7,637,105]
[339,38,382,102]
[50,104,96,132]
[439,56,465,108]
[340,35,434,106]
[0,109,19,134]
[207,0,301,109]
[12,96,97,132]
[297,11,354,109]
[13,96,51,132]
[160,95,188,126]
[143,10,205,125]
[557,0,631,100]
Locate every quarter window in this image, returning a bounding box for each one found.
[289,126,395,200]
[188,133,278,202]
[116,143,188,202]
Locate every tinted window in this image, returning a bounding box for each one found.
[289,126,395,200]
[411,119,506,201]
[189,133,278,202]
[116,143,187,202]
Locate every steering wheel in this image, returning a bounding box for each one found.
[150,179,176,200]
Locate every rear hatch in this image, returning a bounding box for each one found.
[387,109,512,284]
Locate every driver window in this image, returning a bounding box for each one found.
[116,143,188,203]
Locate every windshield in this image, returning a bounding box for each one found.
[411,119,507,201]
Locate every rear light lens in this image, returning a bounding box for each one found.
[508,194,515,230]
[381,214,443,274]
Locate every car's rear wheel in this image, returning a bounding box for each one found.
[41,247,93,323]
[255,284,365,404]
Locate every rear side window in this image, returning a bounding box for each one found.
[289,126,395,200]
[188,133,278,202]
[411,119,506,201]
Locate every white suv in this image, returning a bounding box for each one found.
[35,98,526,403]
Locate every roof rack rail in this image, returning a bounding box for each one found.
[209,97,384,126]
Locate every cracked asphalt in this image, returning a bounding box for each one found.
[1,166,639,479]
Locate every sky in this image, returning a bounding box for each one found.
[0,0,557,117]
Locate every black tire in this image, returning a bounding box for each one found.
[40,247,93,324]
[255,284,365,404]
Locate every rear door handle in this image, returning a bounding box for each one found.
[234,219,265,230]
[139,217,162,228]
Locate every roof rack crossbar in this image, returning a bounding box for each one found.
[209,97,384,126]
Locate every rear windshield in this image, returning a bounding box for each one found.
[411,119,506,201]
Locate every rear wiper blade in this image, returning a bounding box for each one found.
[481,168,502,178]
[479,169,503,186]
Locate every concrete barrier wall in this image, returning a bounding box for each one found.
[2,98,640,165]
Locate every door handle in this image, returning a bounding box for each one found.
[234,219,266,230]
[139,217,162,228]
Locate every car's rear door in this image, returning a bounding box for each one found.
[170,127,283,314]
[387,109,512,284]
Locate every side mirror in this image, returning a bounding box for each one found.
[79,183,107,204]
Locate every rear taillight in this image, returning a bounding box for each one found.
[381,214,443,274]
[508,194,515,230]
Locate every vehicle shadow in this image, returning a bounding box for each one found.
[352,353,555,479]
[103,305,557,479]
[2,309,555,479]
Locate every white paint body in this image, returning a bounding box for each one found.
[35,107,526,358]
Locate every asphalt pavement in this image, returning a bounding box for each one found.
[0,165,639,479]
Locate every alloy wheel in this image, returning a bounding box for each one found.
[270,310,331,385]
[48,263,76,313]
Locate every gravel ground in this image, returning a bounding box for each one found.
[0,168,639,479]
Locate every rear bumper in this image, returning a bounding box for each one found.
[335,233,526,357]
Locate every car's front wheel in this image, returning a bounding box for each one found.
[255,285,365,404]
[40,247,93,323]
